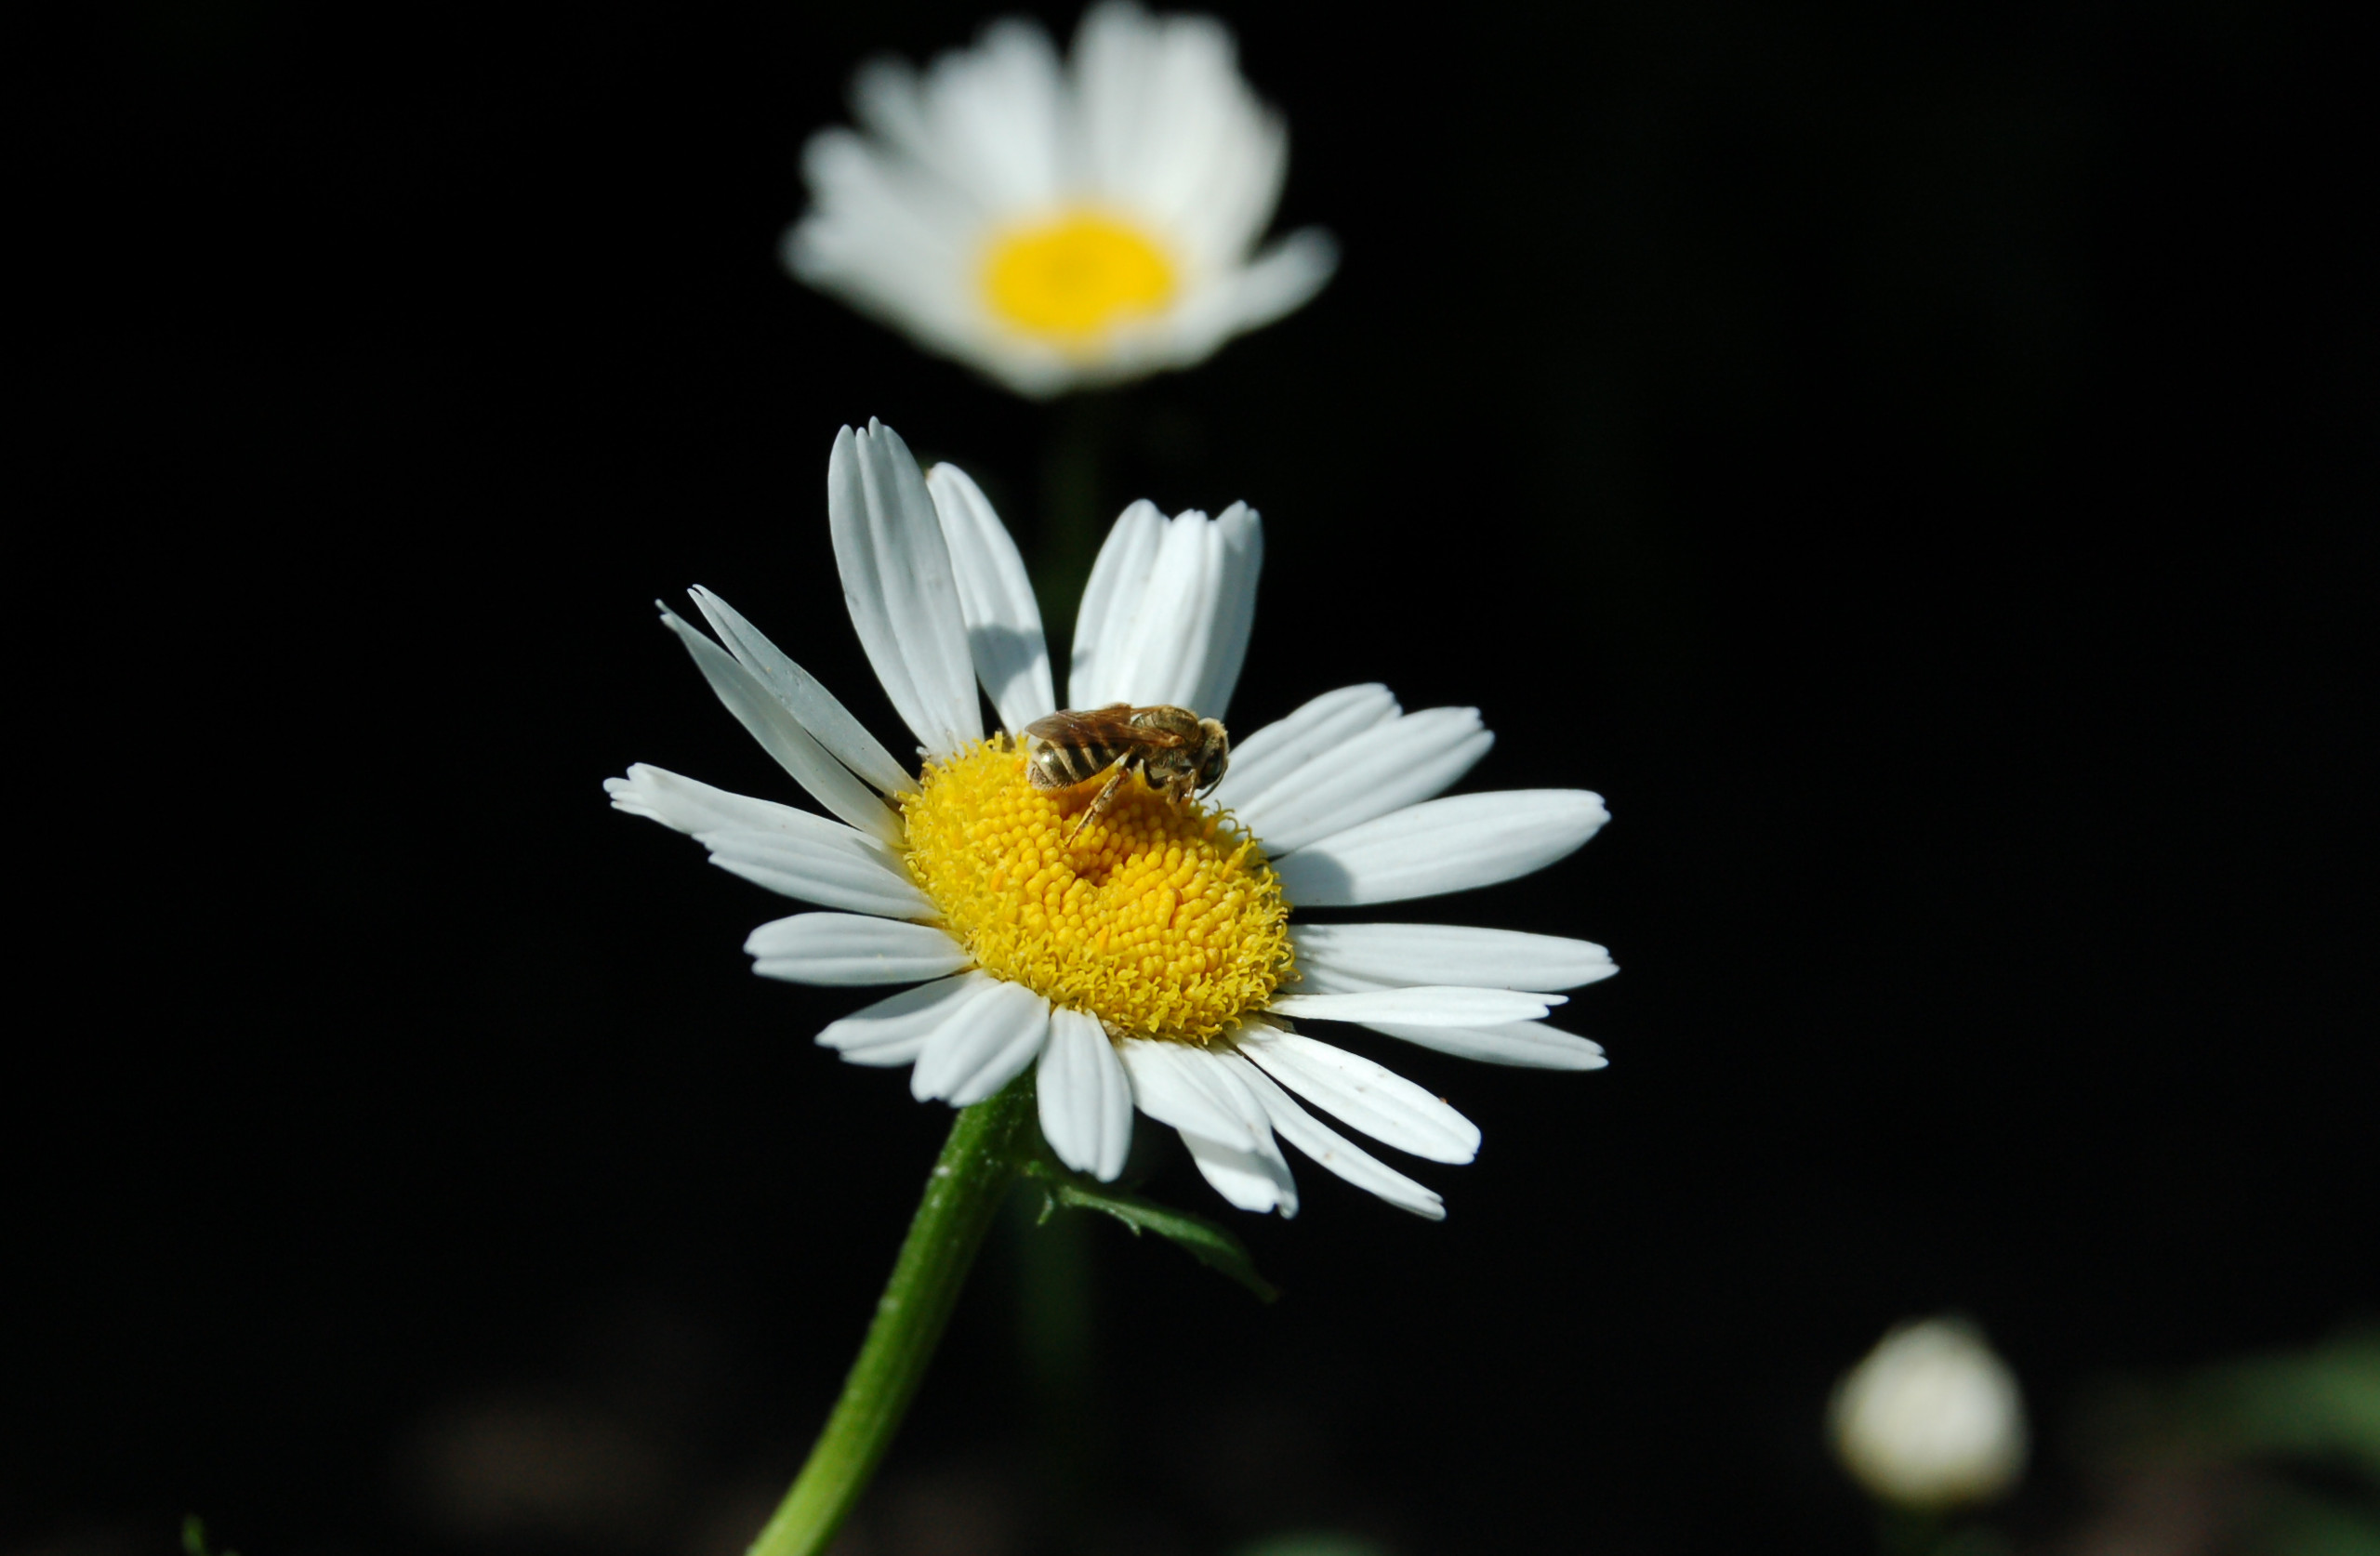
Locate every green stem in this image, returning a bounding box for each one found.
[748,1076,1037,1556]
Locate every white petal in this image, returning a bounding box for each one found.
[1228,1056,1445,1220]
[1266,987,1557,1026]
[1178,1127,1298,1217]
[686,587,916,795]
[1036,1009,1133,1180]
[1236,705,1492,852]
[846,56,941,173]
[1067,503,1260,716]
[926,462,1057,732]
[1114,1036,1258,1151]
[1234,1026,1480,1165]
[745,913,971,985]
[1105,508,1216,707]
[911,18,1067,211]
[787,133,979,354]
[1160,230,1339,358]
[1270,790,1609,906]
[1066,499,1163,710]
[827,421,984,757]
[1074,5,1272,252]
[656,608,905,845]
[1290,923,1618,993]
[1187,502,1262,720]
[1209,684,1398,812]
[817,973,997,1067]
[912,977,1051,1106]
[1165,1046,1299,1217]
[1364,1020,1609,1072]
[606,763,875,841]
[695,827,935,919]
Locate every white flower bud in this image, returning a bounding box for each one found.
[1829,1316,2028,1510]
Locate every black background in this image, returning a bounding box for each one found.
[14,0,2374,1551]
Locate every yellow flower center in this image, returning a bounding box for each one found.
[900,740,1293,1045]
[981,212,1177,345]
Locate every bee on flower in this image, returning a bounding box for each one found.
[610,421,1613,1218]
[785,4,1337,397]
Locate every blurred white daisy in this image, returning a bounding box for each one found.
[786,3,1336,398]
[1831,1317,2029,1510]
[609,421,1612,1219]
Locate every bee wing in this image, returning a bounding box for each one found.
[1121,705,1203,748]
[1024,705,1141,745]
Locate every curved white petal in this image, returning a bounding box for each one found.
[1178,1125,1298,1217]
[1236,706,1492,853]
[656,608,905,846]
[817,972,998,1067]
[1067,499,1162,710]
[787,132,978,352]
[927,462,1056,732]
[1228,1056,1445,1220]
[912,977,1051,1105]
[607,763,880,842]
[1364,1020,1609,1072]
[695,827,936,919]
[686,587,916,795]
[1168,1045,1298,1217]
[1075,4,1237,224]
[1270,790,1609,907]
[1036,1008,1133,1180]
[745,913,971,985]
[1234,1026,1480,1165]
[1185,502,1262,720]
[1071,5,1295,266]
[1068,502,1259,716]
[1266,987,1557,1026]
[827,421,984,757]
[1114,1036,1259,1151]
[1289,923,1618,994]
[1210,683,1399,811]
[1106,506,1214,708]
[1162,229,1339,353]
[904,17,1067,212]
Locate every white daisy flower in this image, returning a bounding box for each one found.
[609,421,1613,1220]
[785,3,1337,398]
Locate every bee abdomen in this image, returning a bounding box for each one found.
[1026,739,1128,791]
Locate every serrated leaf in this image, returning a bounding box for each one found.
[1024,1164,1278,1302]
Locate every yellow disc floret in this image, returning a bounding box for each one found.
[901,739,1293,1045]
[982,212,1177,345]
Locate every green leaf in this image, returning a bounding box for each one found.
[182,1517,239,1556]
[1023,1163,1278,1302]
[1231,1537,1394,1556]
[2165,1328,2380,1482]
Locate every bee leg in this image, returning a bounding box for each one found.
[1064,767,1129,847]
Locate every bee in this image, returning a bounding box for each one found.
[1022,704,1231,843]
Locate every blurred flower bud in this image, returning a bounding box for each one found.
[1830,1316,2029,1510]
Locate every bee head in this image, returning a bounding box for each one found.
[1195,718,1230,794]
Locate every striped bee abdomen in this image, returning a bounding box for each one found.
[1025,736,1129,791]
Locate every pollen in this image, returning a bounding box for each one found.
[981,212,1177,345]
[900,740,1294,1045]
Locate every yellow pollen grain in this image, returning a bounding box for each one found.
[981,212,1176,345]
[900,740,1294,1045]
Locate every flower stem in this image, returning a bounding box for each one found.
[748,1075,1037,1556]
